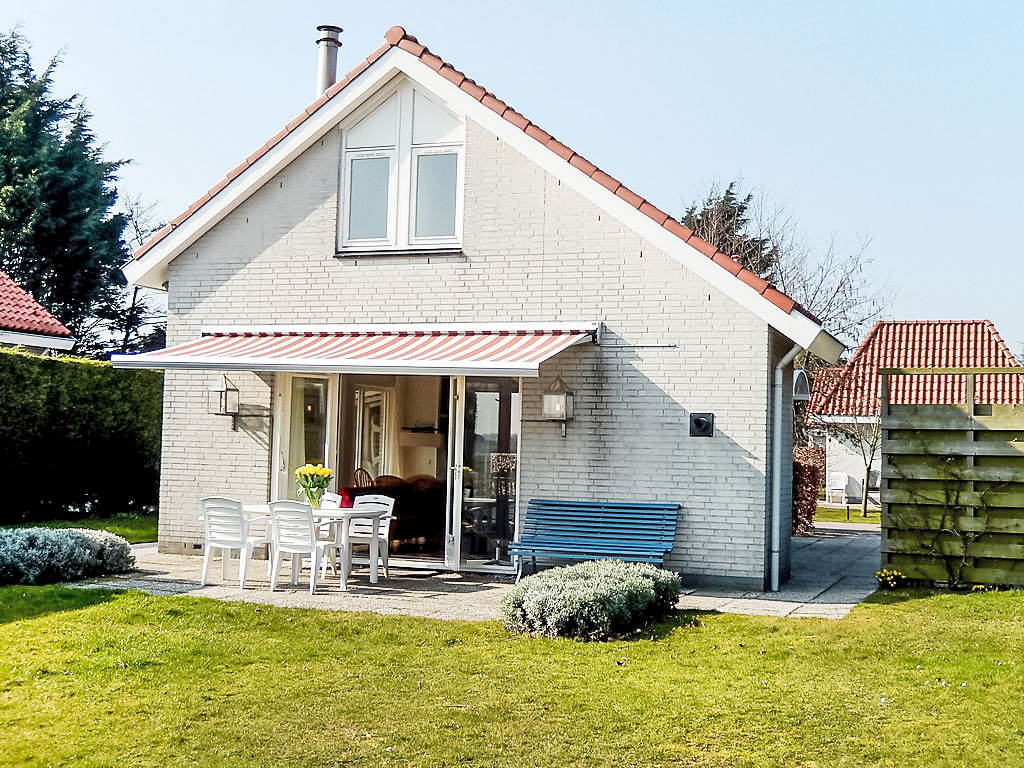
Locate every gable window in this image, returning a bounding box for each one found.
[340,82,464,251]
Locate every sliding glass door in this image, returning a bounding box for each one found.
[445,376,521,570]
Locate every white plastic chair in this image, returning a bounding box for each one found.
[320,491,343,509]
[348,494,396,578]
[200,496,272,589]
[268,500,341,593]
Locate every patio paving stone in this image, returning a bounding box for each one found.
[73,522,880,621]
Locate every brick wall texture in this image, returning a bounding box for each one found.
[158,116,796,589]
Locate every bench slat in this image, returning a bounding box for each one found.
[509,497,679,580]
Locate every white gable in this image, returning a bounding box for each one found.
[123,45,841,361]
[344,92,398,149]
[412,89,462,145]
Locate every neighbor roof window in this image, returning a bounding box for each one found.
[340,82,464,250]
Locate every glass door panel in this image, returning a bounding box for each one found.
[460,378,519,566]
[282,376,332,500]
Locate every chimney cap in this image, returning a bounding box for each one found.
[317,25,343,45]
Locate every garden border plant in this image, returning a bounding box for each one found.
[501,559,681,640]
[0,527,135,585]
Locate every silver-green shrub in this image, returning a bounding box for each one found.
[0,527,135,585]
[502,560,681,640]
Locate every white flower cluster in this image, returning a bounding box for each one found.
[501,559,681,640]
[0,527,135,585]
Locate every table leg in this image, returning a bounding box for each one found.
[369,518,380,585]
[341,519,352,584]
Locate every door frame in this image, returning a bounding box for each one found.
[270,372,340,501]
[443,375,523,574]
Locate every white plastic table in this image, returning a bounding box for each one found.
[243,504,388,586]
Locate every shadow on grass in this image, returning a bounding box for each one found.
[0,584,121,624]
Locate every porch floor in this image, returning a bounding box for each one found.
[72,523,880,621]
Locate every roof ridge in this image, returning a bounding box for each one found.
[132,25,811,321]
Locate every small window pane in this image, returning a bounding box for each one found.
[415,153,458,238]
[348,156,390,240]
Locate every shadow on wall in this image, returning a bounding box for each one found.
[519,330,765,581]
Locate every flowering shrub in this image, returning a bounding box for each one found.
[502,560,681,640]
[294,464,333,507]
[0,527,135,585]
[875,568,907,590]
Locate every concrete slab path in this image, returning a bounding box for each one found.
[676,522,881,619]
[75,522,880,621]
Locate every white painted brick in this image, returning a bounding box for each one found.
[157,118,794,588]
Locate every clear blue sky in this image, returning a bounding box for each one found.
[7,0,1023,352]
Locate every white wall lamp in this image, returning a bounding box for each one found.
[208,374,240,429]
[542,377,575,437]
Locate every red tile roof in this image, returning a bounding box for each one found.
[0,269,73,338]
[807,320,1023,417]
[133,26,815,321]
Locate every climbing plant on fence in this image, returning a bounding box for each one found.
[0,348,162,523]
[880,368,1024,587]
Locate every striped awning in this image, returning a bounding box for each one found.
[110,323,600,377]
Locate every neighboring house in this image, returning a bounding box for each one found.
[0,269,75,353]
[112,26,842,590]
[807,320,1021,502]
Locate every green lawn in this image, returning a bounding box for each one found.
[815,505,881,524]
[1,586,1022,767]
[5,513,158,543]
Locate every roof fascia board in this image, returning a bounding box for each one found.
[394,54,839,357]
[123,49,410,290]
[0,329,75,350]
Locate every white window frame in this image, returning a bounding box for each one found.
[340,149,398,248]
[409,145,464,245]
[337,79,464,253]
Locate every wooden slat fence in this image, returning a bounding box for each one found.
[880,368,1024,586]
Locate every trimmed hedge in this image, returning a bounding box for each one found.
[793,446,825,535]
[0,527,135,585]
[502,560,681,640]
[0,347,162,523]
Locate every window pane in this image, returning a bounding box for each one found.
[415,153,457,238]
[348,156,390,240]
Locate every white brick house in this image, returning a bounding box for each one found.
[114,26,842,590]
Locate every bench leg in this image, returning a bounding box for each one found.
[531,555,537,576]
[514,555,523,583]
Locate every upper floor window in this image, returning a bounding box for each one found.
[339,82,464,251]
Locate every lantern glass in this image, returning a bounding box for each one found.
[208,375,240,416]
[542,378,574,420]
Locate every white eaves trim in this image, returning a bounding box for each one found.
[813,415,879,425]
[0,329,75,350]
[124,45,842,362]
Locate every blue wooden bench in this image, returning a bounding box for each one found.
[506,498,679,581]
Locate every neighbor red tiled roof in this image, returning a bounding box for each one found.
[0,269,73,338]
[133,26,814,321]
[807,320,1023,417]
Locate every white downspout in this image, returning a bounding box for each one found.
[771,343,802,591]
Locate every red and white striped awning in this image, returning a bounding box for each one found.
[110,323,600,377]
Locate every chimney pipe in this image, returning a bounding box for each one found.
[315,25,343,96]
